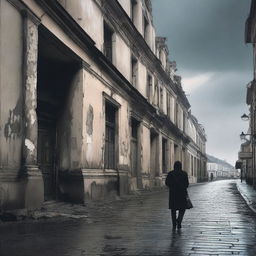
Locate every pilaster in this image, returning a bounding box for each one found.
[22,12,43,209]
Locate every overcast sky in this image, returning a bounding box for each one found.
[152,0,252,166]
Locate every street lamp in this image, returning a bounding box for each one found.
[240,132,247,141]
[241,113,249,121]
[240,131,256,141]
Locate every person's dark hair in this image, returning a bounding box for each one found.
[174,161,182,171]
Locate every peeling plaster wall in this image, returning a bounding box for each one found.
[117,97,130,169]
[0,0,23,169]
[82,71,105,169]
[58,69,83,171]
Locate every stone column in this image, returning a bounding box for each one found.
[22,13,44,210]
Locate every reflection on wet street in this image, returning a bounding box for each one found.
[1,180,256,255]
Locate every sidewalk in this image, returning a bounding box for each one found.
[0,187,168,223]
[236,180,256,214]
[0,182,207,223]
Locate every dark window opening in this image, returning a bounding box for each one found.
[143,16,150,43]
[105,103,117,169]
[103,22,114,62]
[160,87,163,110]
[146,74,152,101]
[174,144,178,162]
[154,82,159,107]
[150,131,159,177]
[167,93,170,118]
[162,138,167,173]
[131,0,137,23]
[175,102,178,125]
[131,56,138,87]
[183,112,186,132]
[131,118,139,177]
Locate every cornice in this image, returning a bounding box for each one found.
[100,0,190,109]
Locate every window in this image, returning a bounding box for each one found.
[154,81,159,107]
[146,74,152,102]
[183,112,186,132]
[160,87,163,110]
[175,102,179,125]
[131,118,139,177]
[166,93,170,118]
[131,56,138,87]
[131,0,137,23]
[103,22,114,62]
[143,16,150,44]
[191,155,194,176]
[105,102,117,169]
[162,138,167,173]
[174,144,178,162]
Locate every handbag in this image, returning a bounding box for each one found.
[186,194,193,209]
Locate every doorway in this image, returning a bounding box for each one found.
[37,26,80,200]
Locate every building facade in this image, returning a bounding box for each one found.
[242,0,256,188]
[0,0,207,211]
[207,155,238,180]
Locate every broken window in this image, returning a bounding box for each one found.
[105,102,117,169]
[103,22,114,62]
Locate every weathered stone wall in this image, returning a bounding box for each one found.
[0,0,25,210]
[0,0,23,170]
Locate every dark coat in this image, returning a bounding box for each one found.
[165,170,189,210]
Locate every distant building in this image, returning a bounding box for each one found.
[207,155,238,180]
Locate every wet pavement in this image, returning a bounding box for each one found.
[1,180,256,256]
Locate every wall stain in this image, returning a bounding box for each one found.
[86,105,94,136]
[4,97,22,140]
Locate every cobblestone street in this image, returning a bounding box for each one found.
[1,180,256,256]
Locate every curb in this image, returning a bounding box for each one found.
[236,182,256,214]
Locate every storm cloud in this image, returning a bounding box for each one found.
[152,0,252,165]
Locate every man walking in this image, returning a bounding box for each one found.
[165,161,189,230]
